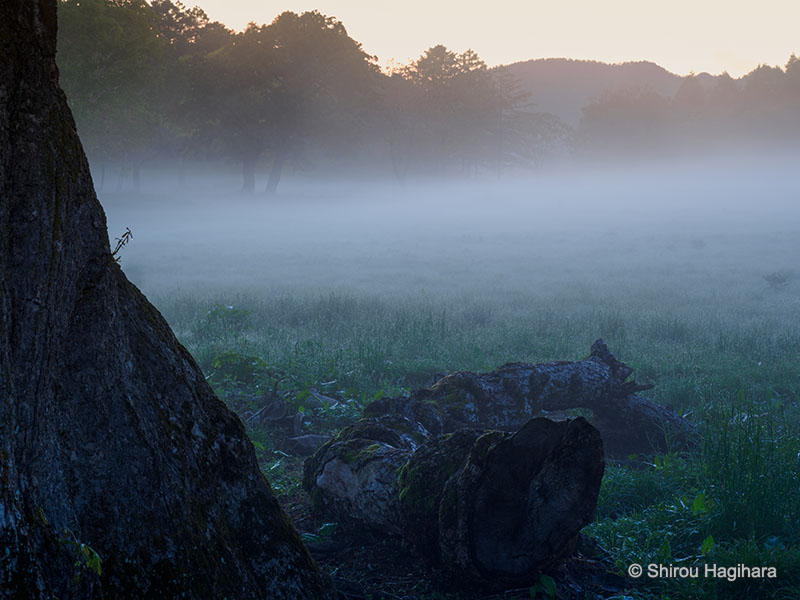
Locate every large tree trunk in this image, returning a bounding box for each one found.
[0,2,334,598]
[364,339,696,457]
[304,416,604,589]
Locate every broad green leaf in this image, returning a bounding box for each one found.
[539,574,556,597]
[700,534,714,555]
[692,492,708,515]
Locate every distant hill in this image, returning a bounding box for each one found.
[502,58,696,126]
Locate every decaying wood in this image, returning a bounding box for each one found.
[304,415,429,534]
[305,341,695,587]
[364,339,695,457]
[304,416,604,589]
[0,2,334,597]
[436,418,604,586]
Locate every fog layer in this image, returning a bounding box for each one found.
[104,159,799,317]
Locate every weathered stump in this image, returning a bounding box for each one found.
[305,416,604,589]
[435,418,604,587]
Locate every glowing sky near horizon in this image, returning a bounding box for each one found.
[189,0,798,76]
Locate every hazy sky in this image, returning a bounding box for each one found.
[191,0,798,76]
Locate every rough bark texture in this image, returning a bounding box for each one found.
[304,416,604,589]
[364,339,696,457]
[303,415,429,535]
[436,418,604,588]
[0,2,335,598]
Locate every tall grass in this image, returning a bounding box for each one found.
[155,290,799,408]
[701,391,800,542]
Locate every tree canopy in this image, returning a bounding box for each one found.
[55,0,800,190]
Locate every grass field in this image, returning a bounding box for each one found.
[103,165,800,598]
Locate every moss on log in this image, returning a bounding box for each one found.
[364,339,695,457]
[305,416,604,589]
[306,342,693,587]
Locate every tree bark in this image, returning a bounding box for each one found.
[0,2,334,598]
[364,339,696,457]
[303,415,429,534]
[304,416,604,589]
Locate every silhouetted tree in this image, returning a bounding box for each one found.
[178,10,378,193]
[150,0,225,55]
[491,66,571,171]
[147,0,233,181]
[258,10,379,194]
[396,45,530,175]
[58,0,166,189]
[178,25,276,192]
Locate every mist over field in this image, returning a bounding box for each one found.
[106,158,800,303]
[100,156,800,417]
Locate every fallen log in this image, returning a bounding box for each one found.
[305,342,692,587]
[364,339,695,457]
[304,416,604,589]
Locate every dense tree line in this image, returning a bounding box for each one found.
[57,0,800,192]
[57,0,550,192]
[577,59,800,158]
